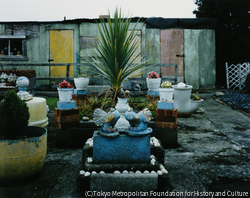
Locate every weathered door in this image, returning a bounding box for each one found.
[160,29,184,79]
[49,30,74,79]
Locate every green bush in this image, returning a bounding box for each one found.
[0,90,30,139]
[245,72,250,94]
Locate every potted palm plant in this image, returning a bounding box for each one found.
[83,8,152,106]
[0,90,47,186]
[159,81,174,102]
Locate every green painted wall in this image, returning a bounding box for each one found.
[184,29,216,89]
[0,21,216,89]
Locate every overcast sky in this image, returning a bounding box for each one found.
[0,0,197,22]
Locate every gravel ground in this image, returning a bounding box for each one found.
[0,90,249,198]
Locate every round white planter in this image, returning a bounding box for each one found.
[146,78,161,91]
[57,87,74,102]
[74,77,89,90]
[159,88,174,102]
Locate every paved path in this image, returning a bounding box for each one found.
[165,92,250,195]
[0,91,249,197]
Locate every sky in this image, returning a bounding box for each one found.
[0,0,197,22]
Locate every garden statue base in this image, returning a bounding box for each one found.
[157,101,174,110]
[54,108,79,129]
[74,89,88,95]
[57,101,76,110]
[147,90,159,96]
[77,137,170,194]
[93,131,150,164]
[155,108,177,129]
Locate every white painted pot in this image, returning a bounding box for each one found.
[74,77,89,90]
[57,87,74,102]
[159,88,174,101]
[146,78,161,91]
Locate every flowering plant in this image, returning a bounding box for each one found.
[58,80,73,88]
[0,73,8,82]
[148,71,160,79]
[161,81,172,88]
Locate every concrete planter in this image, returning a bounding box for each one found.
[57,87,74,102]
[159,88,174,102]
[146,78,161,91]
[0,126,47,186]
[74,77,89,90]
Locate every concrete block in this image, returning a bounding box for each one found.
[57,101,76,110]
[156,108,177,117]
[93,131,150,164]
[147,90,159,96]
[157,101,174,110]
[90,173,158,192]
[152,128,178,148]
[74,89,88,95]
[156,121,177,129]
[54,108,79,130]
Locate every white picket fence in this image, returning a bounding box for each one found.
[226,62,250,90]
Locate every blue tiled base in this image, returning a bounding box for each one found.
[74,89,88,95]
[93,131,150,164]
[57,101,76,110]
[157,101,174,110]
[147,90,159,96]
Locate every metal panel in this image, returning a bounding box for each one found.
[184,29,216,89]
[49,30,74,79]
[145,29,161,76]
[160,29,184,78]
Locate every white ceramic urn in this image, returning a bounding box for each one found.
[146,78,161,91]
[74,77,89,90]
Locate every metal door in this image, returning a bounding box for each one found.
[49,30,74,79]
[160,29,184,79]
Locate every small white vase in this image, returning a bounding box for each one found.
[57,87,74,102]
[74,77,89,90]
[159,88,174,102]
[146,78,161,91]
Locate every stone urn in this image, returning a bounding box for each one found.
[57,87,74,102]
[159,88,174,102]
[74,77,89,90]
[146,78,161,91]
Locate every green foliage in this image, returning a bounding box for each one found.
[0,90,30,139]
[79,95,157,119]
[245,72,250,94]
[79,96,113,119]
[193,0,250,86]
[44,97,59,110]
[83,8,152,106]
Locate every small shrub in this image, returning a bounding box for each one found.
[245,72,250,94]
[0,90,30,139]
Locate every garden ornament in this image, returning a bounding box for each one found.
[93,108,120,136]
[125,108,153,136]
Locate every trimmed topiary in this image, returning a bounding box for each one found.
[245,72,250,94]
[0,89,30,139]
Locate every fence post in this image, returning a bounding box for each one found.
[239,63,242,90]
[226,62,229,89]
[66,64,70,81]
